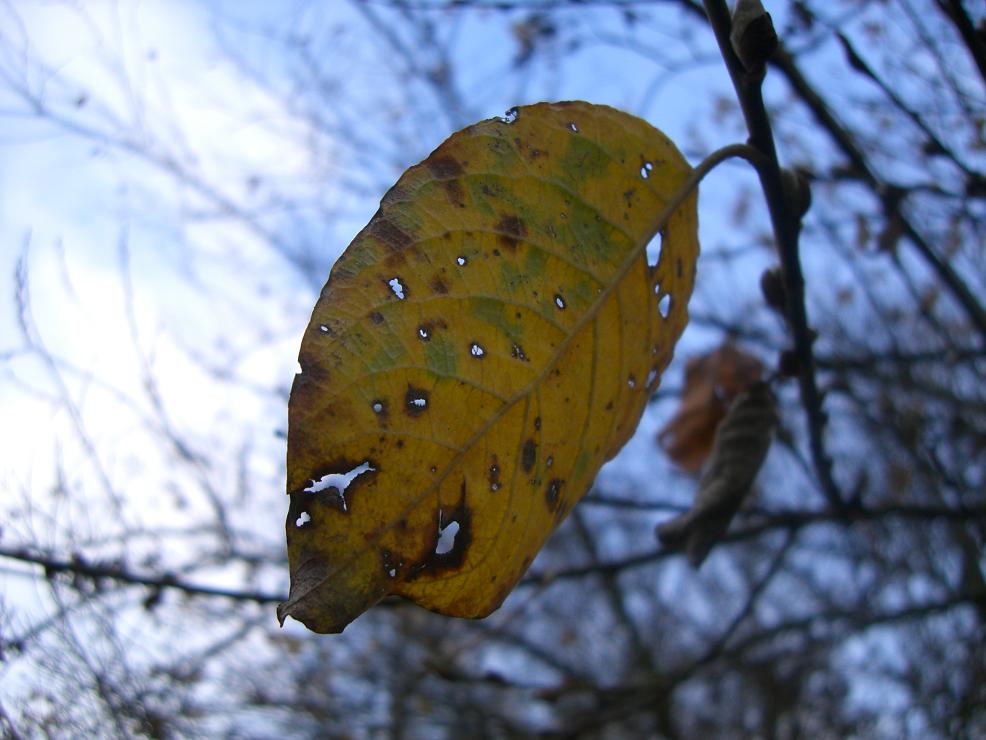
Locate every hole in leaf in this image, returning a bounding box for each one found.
[640,160,653,179]
[319,324,329,333]
[303,461,376,513]
[418,325,430,341]
[372,401,384,414]
[489,462,500,491]
[388,277,406,300]
[658,293,671,318]
[628,374,637,389]
[405,387,430,415]
[546,455,554,468]
[435,519,460,555]
[497,106,519,124]
[382,550,401,579]
[470,342,485,357]
[554,294,566,310]
[295,511,311,528]
[648,231,664,269]
[568,121,579,132]
[457,255,467,266]
[511,343,528,361]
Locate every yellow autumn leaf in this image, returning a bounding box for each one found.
[279,101,699,633]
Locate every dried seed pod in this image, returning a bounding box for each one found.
[657,381,778,567]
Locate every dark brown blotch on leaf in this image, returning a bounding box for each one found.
[428,155,464,179]
[297,351,329,383]
[495,214,526,251]
[545,478,564,513]
[430,275,449,294]
[407,481,473,579]
[521,439,537,472]
[404,386,430,416]
[289,458,378,516]
[426,157,465,207]
[371,218,413,252]
[368,310,384,325]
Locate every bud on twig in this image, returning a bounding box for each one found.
[778,349,799,378]
[760,266,787,312]
[780,167,812,220]
[730,0,778,75]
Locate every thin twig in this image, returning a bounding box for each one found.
[524,501,986,584]
[0,546,286,605]
[702,0,845,512]
[770,44,986,343]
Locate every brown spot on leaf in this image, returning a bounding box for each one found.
[371,218,413,252]
[428,155,464,179]
[380,184,408,207]
[442,180,465,207]
[297,351,329,383]
[511,343,529,362]
[430,275,449,294]
[495,214,526,252]
[545,478,564,513]
[405,386,430,416]
[385,250,407,269]
[521,439,537,472]
[534,416,541,430]
[369,311,384,325]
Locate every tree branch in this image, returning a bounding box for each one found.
[524,501,986,584]
[770,43,986,343]
[0,546,286,605]
[938,0,986,87]
[702,0,844,513]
